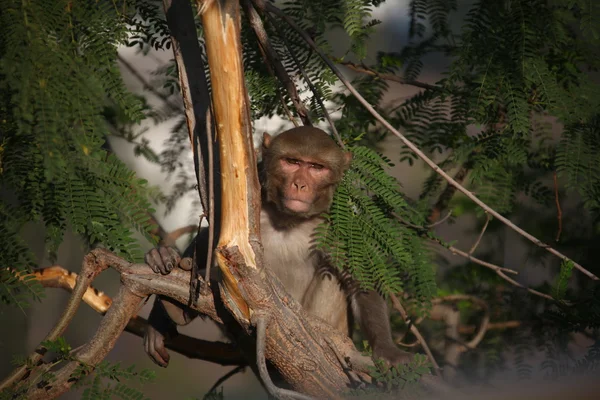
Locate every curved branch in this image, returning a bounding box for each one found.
[469,212,491,255]
[0,251,111,391]
[432,295,490,350]
[27,286,144,399]
[203,366,246,399]
[26,264,245,366]
[389,294,441,373]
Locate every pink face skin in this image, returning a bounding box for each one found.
[279,157,330,214]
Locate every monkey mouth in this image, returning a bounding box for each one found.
[283,198,311,213]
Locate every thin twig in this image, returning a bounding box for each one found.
[396,338,421,348]
[394,216,519,275]
[428,164,469,223]
[203,366,246,399]
[458,320,521,335]
[204,109,215,287]
[192,212,206,303]
[265,13,344,148]
[427,210,452,228]
[117,54,182,113]
[389,294,441,374]
[255,314,315,400]
[434,238,554,300]
[553,171,563,242]
[495,269,555,301]
[263,2,598,282]
[469,212,491,255]
[336,60,439,91]
[437,234,558,302]
[444,243,518,274]
[242,0,311,126]
[432,295,489,350]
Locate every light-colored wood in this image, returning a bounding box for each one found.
[200,0,260,320]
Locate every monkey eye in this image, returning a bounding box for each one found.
[285,158,300,165]
[310,163,324,170]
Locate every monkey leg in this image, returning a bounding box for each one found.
[353,290,413,366]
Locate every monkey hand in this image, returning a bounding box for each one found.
[372,343,414,367]
[144,299,179,367]
[145,246,193,274]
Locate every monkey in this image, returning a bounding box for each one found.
[143,126,412,368]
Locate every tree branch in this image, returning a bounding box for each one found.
[22,264,249,367]
[469,212,491,255]
[0,251,113,391]
[336,60,439,91]
[432,295,490,350]
[203,365,247,399]
[458,320,521,335]
[254,314,315,400]
[429,236,555,301]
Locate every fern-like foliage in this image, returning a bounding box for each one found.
[77,361,155,400]
[0,338,155,400]
[556,117,600,212]
[371,0,600,217]
[350,353,431,398]
[317,146,436,309]
[0,0,158,308]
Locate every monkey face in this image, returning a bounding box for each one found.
[276,156,335,215]
[261,127,352,219]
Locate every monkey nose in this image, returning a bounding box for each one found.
[292,182,307,191]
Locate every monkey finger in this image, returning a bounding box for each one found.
[158,246,177,273]
[167,247,182,267]
[145,329,169,367]
[154,342,171,367]
[145,248,164,274]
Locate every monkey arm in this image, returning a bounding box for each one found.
[143,235,203,366]
[352,290,412,365]
[144,297,178,367]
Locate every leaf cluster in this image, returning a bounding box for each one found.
[0,0,158,308]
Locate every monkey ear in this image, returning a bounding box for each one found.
[263,132,272,149]
[343,151,353,170]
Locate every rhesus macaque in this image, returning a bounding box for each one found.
[144,126,411,368]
